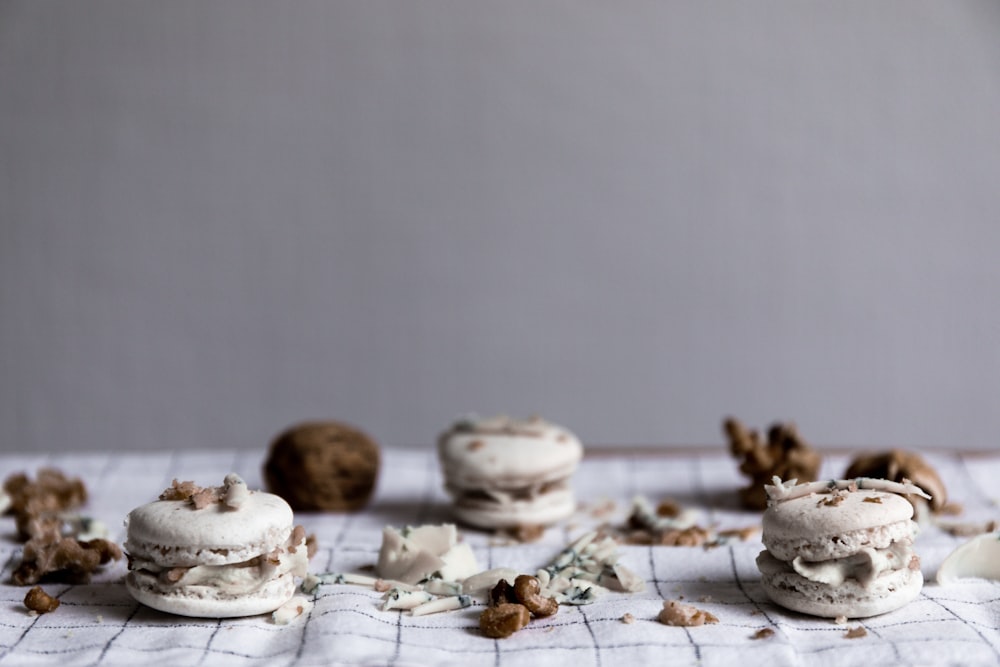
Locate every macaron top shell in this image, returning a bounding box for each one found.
[763,489,915,562]
[125,491,294,567]
[438,416,583,487]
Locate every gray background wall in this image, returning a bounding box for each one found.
[2,1,999,454]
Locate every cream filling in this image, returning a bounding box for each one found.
[130,539,308,597]
[790,540,914,589]
[450,478,571,506]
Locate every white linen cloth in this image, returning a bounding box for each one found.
[1,447,998,666]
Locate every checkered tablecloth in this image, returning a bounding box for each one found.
[1,447,999,666]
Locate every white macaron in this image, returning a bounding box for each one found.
[124,474,309,618]
[756,478,928,619]
[437,415,583,529]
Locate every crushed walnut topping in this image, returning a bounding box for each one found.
[751,628,775,640]
[159,479,201,501]
[305,533,319,559]
[159,474,251,511]
[844,626,867,639]
[819,493,847,507]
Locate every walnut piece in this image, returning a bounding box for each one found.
[159,479,202,501]
[489,579,519,607]
[24,586,60,614]
[656,499,682,518]
[844,626,867,639]
[480,603,531,638]
[481,575,560,637]
[939,519,999,538]
[751,628,775,639]
[844,449,947,513]
[513,575,558,617]
[658,600,719,627]
[724,417,822,510]
[13,537,123,585]
[304,532,319,559]
[3,469,88,541]
[657,526,712,546]
[158,474,248,510]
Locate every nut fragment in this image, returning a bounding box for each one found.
[3,469,87,541]
[658,599,719,627]
[724,417,822,510]
[159,479,201,502]
[513,574,558,617]
[480,603,531,638]
[12,537,123,585]
[24,586,60,614]
[489,579,518,607]
[657,526,712,546]
[159,475,248,511]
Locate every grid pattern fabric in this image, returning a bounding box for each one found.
[1,448,999,666]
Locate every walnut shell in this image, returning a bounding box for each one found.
[264,421,381,512]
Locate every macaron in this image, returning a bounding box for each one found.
[437,415,583,529]
[756,478,929,618]
[124,474,310,618]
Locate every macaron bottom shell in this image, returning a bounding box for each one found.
[450,487,577,529]
[758,564,923,619]
[126,571,298,618]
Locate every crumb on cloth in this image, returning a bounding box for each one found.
[658,600,719,627]
[24,586,60,614]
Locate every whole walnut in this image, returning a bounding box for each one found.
[264,421,381,512]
